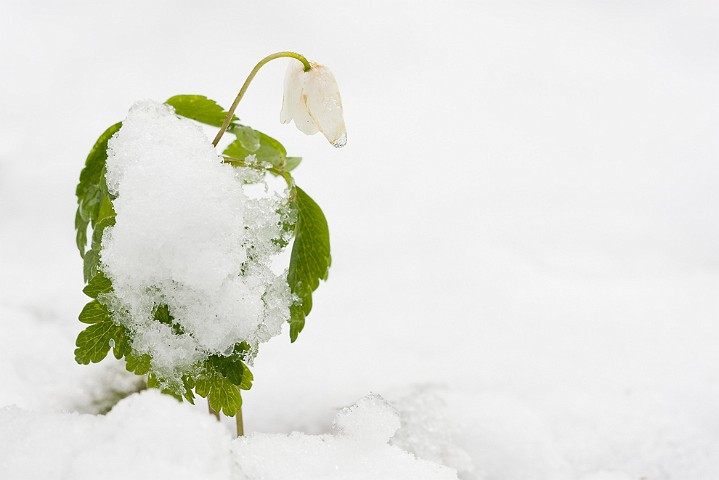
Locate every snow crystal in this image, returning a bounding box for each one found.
[100,100,292,388]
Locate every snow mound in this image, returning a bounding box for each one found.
[385,387,571,480]
[101,100,293,389]
[235,393,458,480]
[0,304,142,414]
[0,391,457,480]
[333,393,401,442]
[577,473,636,480]
[0,390,234,480]
[390,387,473,474]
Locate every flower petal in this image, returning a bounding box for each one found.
[280,60,305,124]
[293,94,320,135]
[304,64,346,146]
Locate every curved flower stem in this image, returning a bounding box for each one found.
[212,51,312,147]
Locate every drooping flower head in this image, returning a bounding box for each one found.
[281,61,347,148]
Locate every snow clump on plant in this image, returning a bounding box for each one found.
[100,100,293,389]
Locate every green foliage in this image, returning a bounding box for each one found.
[83,272,113,298]
[232,124,261,151]
[165,95,237,127]
[287,187,332,342]
[284,156,302,172]
[74,321,122,364]
[78,300,109,324]
[153,304,185,335]
[91,216,115,251]
[95,193,115,225]
[110,327,129,360]
[195,372,244,416]
[75,123,122,257]
[224,127,286,167]
[207,343,253,388]
[83,248,101,284]
[74,298,125,365]
[125,351,152,375]
[189,343,254,415]
[147,374,197,404]
[76,124,121,208]
[75,210,88,259]
[74,94,334,417]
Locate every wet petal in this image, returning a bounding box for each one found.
[304,65,346,146]
[279,59,347,146]
[280,60,305,124]
[294,94,320,135]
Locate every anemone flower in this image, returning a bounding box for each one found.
[281,61,347,147]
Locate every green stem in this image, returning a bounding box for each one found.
[236,405,244,437]
[212,51,312,147]
[208,400,220,421]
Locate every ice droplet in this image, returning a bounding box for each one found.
[332,133,347,148]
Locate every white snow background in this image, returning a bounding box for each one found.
[1,1,718,479]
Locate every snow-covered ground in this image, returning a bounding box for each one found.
[1,1,718,479]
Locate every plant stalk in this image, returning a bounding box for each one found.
[208,51,308,436]
[208,401,220,421]
[212,51,312,147]
[236,406,244,437]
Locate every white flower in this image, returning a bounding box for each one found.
[280,60,347,148]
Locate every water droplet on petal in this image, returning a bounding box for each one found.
[332,133,347,148]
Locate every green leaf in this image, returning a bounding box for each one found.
[289,304,306,342]
[182,377,196,404]
[76,122,122,257]
[232,125,260,152]
[165,95,235,128]
[153,304,173,324]
[224,130,286,167]
[147,374,186,403]
[95,191,115,225]
[111,326,129,360]
[153,304,185,335]
[76,123,122,202]
[75,209,89,258]
[287,187,331,342]
[75,320,123,364]
[147,374,160,389]
[78,300,109,324]
[83,272,113,299]
[79,183,102,224]
[284,156,302,172]
[83,248,100,283]
[195,373,243,416]
[207,343,252,388]
[125,351,152,375]
[104,324,151,373]
[239,364,253,390]
[91,215,115,251]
